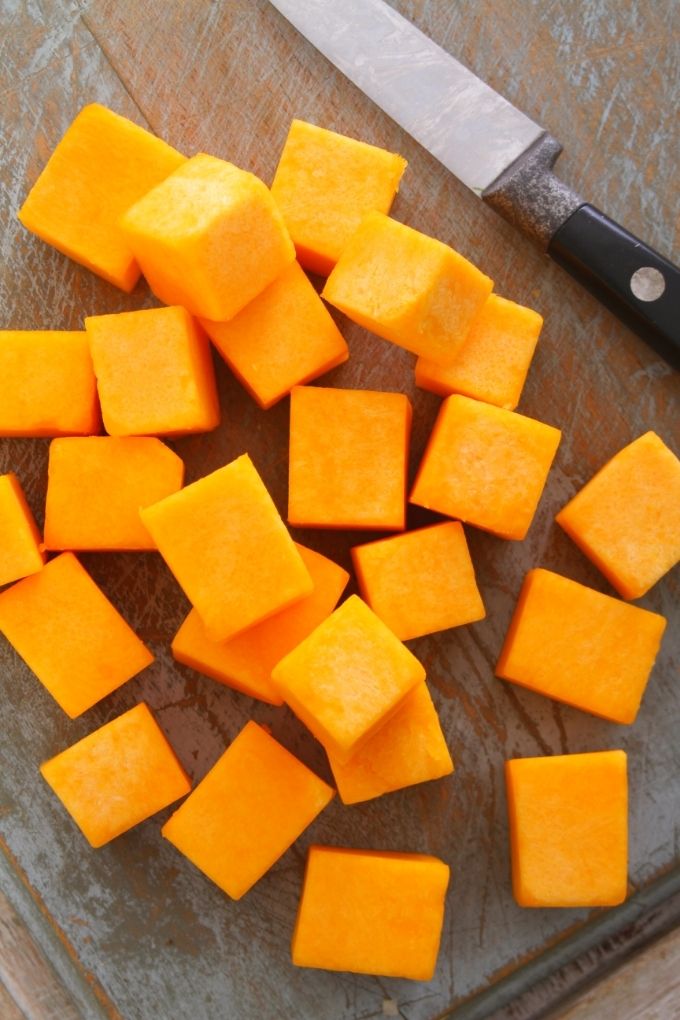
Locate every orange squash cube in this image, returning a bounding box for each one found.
[556,432,680,599]
[322,211,493,363]
[141,454,312,642]
[44,437,184,551]
[119,154,295,320]
[292,846,450,980]
[411,395,561,540]
[40,703,191,848]
[328,683,453,805]
[18,104,185,291]
[171,543,348,704]
[0,553,153,718]
[0,474,45,586]
[505,750,628,907]
[85,306,219,437]
[288,386,411,530]
[0,331,99,437]
[162,721,333,900]
[271,120,407,275]
[415,294,543,410]
[496,569,666,723]
[352,522,485,641]
[272,595,425,763]
[201,261,348,409]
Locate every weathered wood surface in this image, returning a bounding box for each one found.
[0,1,679,1019]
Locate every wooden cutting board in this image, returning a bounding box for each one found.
[1,2,678,1019]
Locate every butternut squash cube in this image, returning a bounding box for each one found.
[322,211,493,363]
[86,306,219,437]
[272,595,425,763]
[40,703,190,848]
[415,294,543,410]
[0,552,153,718]
[556,432,680,599]
[352,522,485,641]
[171,544,349,705]
[0,331,99,437]
[505,750,628,907]
[497,569,666,723]
[162,721,334,900]
[140,454,312,642]
[119,154,295,320]
[328,683,453,805]
[0,474,45,586]
[410,395,561,540]
[271,119,407,275]
[18,104,185,291]
[288,386,411,530]
[292,846,450,980]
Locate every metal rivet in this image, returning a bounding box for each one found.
[630,266,665,302]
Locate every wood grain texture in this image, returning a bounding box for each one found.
[0,2,679,1019]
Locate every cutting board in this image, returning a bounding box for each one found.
[1,2,679,1019]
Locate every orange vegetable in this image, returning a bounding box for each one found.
[171,543,348,704]
[411,395,561,540]
[0,553,153,718]
[40,703,191,848]
[327,683,453,805]
[140,454,312,642]
[0,330,99,437]
[0,473,45,586]
[272,595,425,763]
[271,119,407,275]
[505,750,628,907]
[119,154,295,320]
[497,568,666,723]
[322,211,493,363]
[162,721,334,900]
[18,104,185,291]
[44,437,184,551]
[288,385,411,530]
[292,846,450,980]
[352,522,485,641]
[556,431,680,599]
[200,261,348,409]
[85,306,219,437]
[415,294,543,410]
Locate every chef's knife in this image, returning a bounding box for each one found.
[269,0,680,370]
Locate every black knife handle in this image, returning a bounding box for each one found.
[548,204,680,370]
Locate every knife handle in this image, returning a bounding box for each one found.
[548,204,680,370]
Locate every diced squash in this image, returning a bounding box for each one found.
[415,294,543,410]
[328,683,453,805]
[140,454,312,642]
[85,306,219,437]
[271,119,407,275]
[119,154,295,320]
[171,543,348,704]
[0,553,153,718]
[322,211,493,363]
[40,703,191,848]
[0,473,45,586]
[201,261,348,409]
[556,432,680,599]
[288,385,411,530]
[410,395,561,540]
[292,846,450,980]
[162,721,334,900]
[272,595,425,763]
[352,522,485,641]
[18,104,185,291]
[505,751,628,907]
[0,330,99,437]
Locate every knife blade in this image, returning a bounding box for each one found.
[269,0,680,370]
